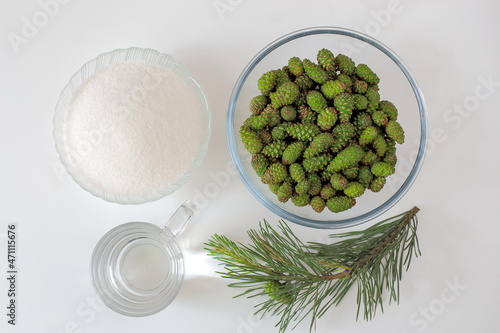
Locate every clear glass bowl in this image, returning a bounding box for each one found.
[53,48,211,204]
[226,27,428,229]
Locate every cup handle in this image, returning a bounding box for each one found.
[164,200,196,238]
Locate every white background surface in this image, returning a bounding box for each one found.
[1,0,499,332]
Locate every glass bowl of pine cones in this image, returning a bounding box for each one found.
[226,27,428,228]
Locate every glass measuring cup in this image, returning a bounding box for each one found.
[90,201,195,316]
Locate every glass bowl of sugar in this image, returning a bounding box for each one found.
[54,48,211,204]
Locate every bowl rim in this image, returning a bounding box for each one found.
[53,47,212,204]
[226,26,428,229]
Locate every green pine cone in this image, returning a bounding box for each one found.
[303,58,329,84]
[294,74,314,91]
[342,166,359,180]
[327,145,365,172]
[257,70,278,95]
[270,82,300,109]
[365,85,380,101]
[372,110,389,126]
[353,94,368,110]
[268,183,281,194]
[306,90,328,112]
[356,63,380,85]
[321,80,346,99]
[325,69,337,80]
[297,105,317,124]
[240,126,263,154]
[291,193,310,207]
[330,140,347,154]
[317,48,336,71]
[303,154,332,173]
[353,80,368,94]
[303,132,335,158]
[384,151,398,166]
[261,105,282,127]
[310,196,326,213]
[385,139,396,152]
[289,163,306,182]
[275,68,292,87]
[317,107,338,130]
[371,161,395,177]
[320,183,336,200]
[260,129,273,145]
[369,176,386,192]
[334,93,354,123]
[249,95,268,115]
[287,123,321,141]
[386,138,397,151]
[383,142,397,166]
[336,54,356,75]
[385,120,405,144]
[282,141,306,164]
[332,122,356,144]
[293,92,307,108]
[280,105,297,122]
[277,182,293,203]
[262,140,287,159]
[320,169,334,182]
[251,154,269,177]
[379,100,398,120]
[368,101,379,114]
[353,112,373,132]
[372,134,388,156]
[244,114,269,130]
[337,73,353,88]
[358,166,374,188]
[288,56,304,76]
[329,173,349,190]
[344,182,365,198]
[361,149,380,166]
[359,126,379,145]
[326,196,356,213]
[365,87,380,112]
[295,179,311,195]
[264,280,292,304]
[270,123,289,140]
[261,162,288,184]
[308,173,323,196]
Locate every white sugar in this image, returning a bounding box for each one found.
[63,62,204,199]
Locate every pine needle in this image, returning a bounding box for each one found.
[204,207,420,332]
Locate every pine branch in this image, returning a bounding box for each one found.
[205,207,421,332]
[309,206,420,319]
